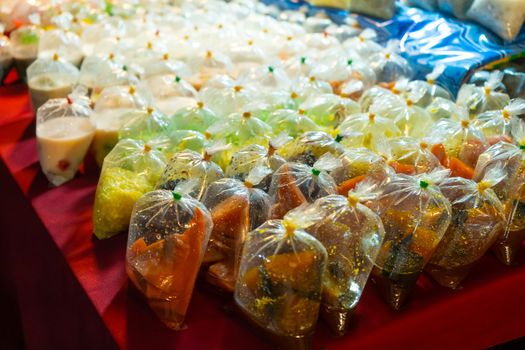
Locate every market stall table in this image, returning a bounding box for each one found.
[2,76,525,350]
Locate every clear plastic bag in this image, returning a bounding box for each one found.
[36,90,95,186]
[27,54,80,110]
[169,101,219,132]
[126,182,213,329]
[199,77,257,117]
[186,50,233,90]
[473,98,525,142]
[119,107,170,141]
[79,55,131,96]
[152,129,210,159]
[9,25,41,81]
[269,153,339,219]
[266,109,319,137]
[342,29,383,60]
[467,0,525,41]
[426,97,465,122]
[202,173,272,293]
[207,111,273,147]
[369,170,452,309]
[299,93,360,128]
[385,137,442,175]
[93,139,167,239]
[456,71,511,116]
[437,0,474,18]
[408,65,452,107]
[349,0,396,19]
[369,41,413,83]
[279,131,345,167]
[145,75,197,116]
[234,207,327,348]
[426,169,506,288]
[38,29,83,67]
[306,183,385,334]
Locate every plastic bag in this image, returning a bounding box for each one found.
[27,54,79,110]
[36,91,95,186]
[152,129,210,158]
[119,107,170,141]
[456,71,511,116]
[437,0,474,18]
[349,0,396,19]
[234,206,327,349]
[201,173,272,293]
[79,55,131,96]
[186,50,233,90]
[156,146,225,200]
[299,93,360,128]
[199,78,257,117]
[144,74,197,114]
[279,131,345,167]
[426,97,465,122]
[385,137,442,175]
[473,98,525,142]
[38,29,83,67]
[342,29,383,60]
[93,139,167,239]
[408,65,452,107]
[306,183,385,334]
[370,170,452,309]
[266,109,319,137]
[169,101,219,133]
[0,33,13,83]
[426,169,506,288]
[269,153,339,219]
[9,25,41,81]
[369,41,413,83]
[467,0,525,41]
[207,111,273,147]
[126,181,213,329]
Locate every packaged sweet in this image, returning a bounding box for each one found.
[242,65,292,92]
[349,0,396,19]
[384,137,442,175]
[291,75,333,104]
[299,93,360,128]
[234,206,327,349]
[145,75,197,116]
[207,111,273,147]
[466,0,525,41]
[269,153,339,219]
[153,130,210,158]
[187,50,233,90]
[426,97,466,122]
[156,145,225,200]
[0,33,13,84]
[27,54,79,111]
[119,107,170,141]
[266,109,319,137]
[169,100,218,133]
[140,54,191,80]
[38,29,83,67]
[126,181,213,329]
[79,55,131,97]
[36,91,95,186]
[456,71,511,116]
[408,65,452,107]
[9,25,41,81]
[407,0,438,11]
[342,29,383,60]
[279,131,345,167]
[93,139,166,239]
[426,169,506,289]
[306,183,385,334]
[202,170,272,293]
[369,41,413,83]
[90,85,149,167]
[473,98,525,142]
[369,170,452,310]
[437,0,474,18]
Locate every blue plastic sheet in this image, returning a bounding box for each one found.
[262,0,525,96]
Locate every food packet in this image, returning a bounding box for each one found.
[266,109,319,137]
[299,93,360,128]
[234,206,327,349]
[36,90,95,186]
[126,181,213,329]
[156,144,226,200]
[199,78,257,117]
[9,25,41,81]
[467,0,525,41]
[186,50,233,90]
[426,97,466,121]
[379,137,442,176]
[427,117,488,177]
[201,169,272,293]
[330,147,389,196]
[145,74,197,116]
[336,112,402,151]
[38,29,83,67]
[119,107,170,141]
[342,29,383,60]
[225,133,290,191]
[369,170,452,309]
[93,139,167,239]
[369,41,413,83]
[407,0,438,11]
[207,111,273,147]
[349,0,396,19]
[279,131,345,167]
[269,153,339,219]
[306,182,385,334]
[426,169,506,288]
[473,98,525,142]
[437,0,474,18]
[0,33,12,83]
[242,65,292,92]
[140,54,191,80]
[151,129,210,159]
[169,101,219,132]
[456,71,511,116]
[79,55,131,97]
[27,54,80,111]
[408,65,452,107]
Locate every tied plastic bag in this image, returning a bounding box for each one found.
[457,71,511,116]
[93,139,167,239]
[201,170,272,293]
[306,182,385,335]
[187,50,234,90]
[426,169,506,289]
[331,148,389,196]
[269,153,339,219]
[119,107,170,141]
[151,130,210,159]
[9,25,41,81]
[299,93,360,128]
[38,29,83,67]
[266,109,319,137]
[408,65,452,107]
[126,181,213,330]
[467,0,525,41]
[27,54,80,110]
[169,101,218,133]
[370,170,452,310]
[349,0,396,19]
[199,78,257,117]
[342,29,383,60]
[156,144,226,200]
[225,133,290,191]
[376,137,441,176]
[79,55,131,96]
[279,131,345,167]
[207,111,273,147]
[473,98,525,142]
[234,206,327,348]
[369,41,413,83]
[146,75,197,116]
[426,97,466,121]
[437,0,474,18]
[36,90,95,186]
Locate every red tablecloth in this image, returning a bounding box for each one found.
[2,75,525,350]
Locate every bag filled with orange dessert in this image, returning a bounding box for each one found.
[369,169,452,310]
[426,168,506,288]
[306,181,385,335]
[382,137,442,175]
[126,180,213,330]
[269,153,340,219]
[234,205,327,350]
[201,166,273,293]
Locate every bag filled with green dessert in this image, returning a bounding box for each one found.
[169,101,219,133]
[201,166,272,293]
[93,139,166,239]
[456,71,510,116]
[269,153,340,219]
[369,169,452,310]
[234,206,327,350]
[306,181,385,335]
[126,180,213,330]
[199,76,257,117]
[279,131,345,167]
[148,130,211,159]
[299,93,360,128]
[426,168,506,289]
[118,106,170,141]
[474,118,525,265]
[156,142,227,200]
[473,98,525,143]
[266,109,319,138]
